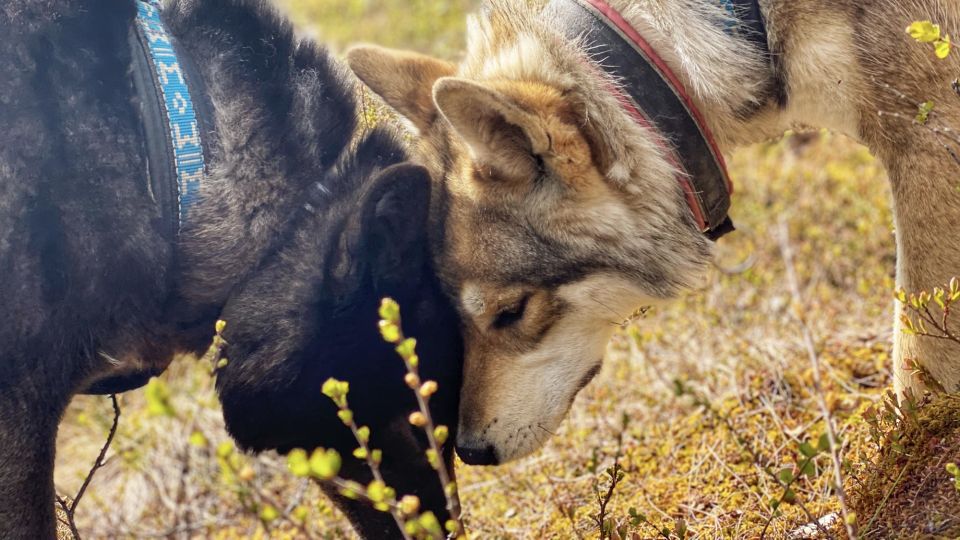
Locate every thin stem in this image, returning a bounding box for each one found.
[778,219,857,540]
[56,394,122,539]
[337,398,413,540]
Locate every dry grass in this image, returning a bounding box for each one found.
[53,1,960,538]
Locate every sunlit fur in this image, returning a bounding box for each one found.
[349,0,960,463]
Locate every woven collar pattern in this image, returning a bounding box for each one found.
[135,0,205,231]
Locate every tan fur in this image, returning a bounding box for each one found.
[349,0,960,463]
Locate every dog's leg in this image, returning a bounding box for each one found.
[0,392,63,539]
[888,156,960,398]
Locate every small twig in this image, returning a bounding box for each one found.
[592,416,628,539]
[759,452,817,539]
[378,299,464,537]
[862,461,911,535]
[57,394,121,539]
[778,219,857,540]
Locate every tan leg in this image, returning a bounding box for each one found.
[888,156,960,398]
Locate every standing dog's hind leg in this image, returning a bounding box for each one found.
[0,391,65,539]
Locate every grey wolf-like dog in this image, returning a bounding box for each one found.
[347,0,960,465]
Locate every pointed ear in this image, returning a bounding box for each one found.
[360,163,432,287]
[433,77,551,183]
[347,45,456,133]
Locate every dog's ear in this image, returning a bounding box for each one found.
[347,45,456,133]
[433,77,551,183]
[359,163,432,287]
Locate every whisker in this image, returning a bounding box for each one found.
[536,423,556,436]
[588,295,627,326]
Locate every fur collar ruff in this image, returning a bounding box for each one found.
[130,0,211,239]
[544,0,771,240]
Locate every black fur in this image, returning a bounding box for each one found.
[0,1,462,537]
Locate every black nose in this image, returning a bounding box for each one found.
[456,444,499,465]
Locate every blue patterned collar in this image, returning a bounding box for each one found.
[131,0,207,237]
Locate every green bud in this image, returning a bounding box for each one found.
[309,448,341,480]
[418,512,442,536]
[434,425,449,445]
[379,321,401,343]
[367,480,387,503]
[395,338,417,360]
[426,448,440,470]
[399,495,420,515]
[259,504,279,523]
[287,448,310,477]
[378,298,401,324]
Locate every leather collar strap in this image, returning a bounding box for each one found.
[544,0,770,240]
[129,0,210,238]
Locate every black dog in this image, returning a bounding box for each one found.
[0,0,461,537]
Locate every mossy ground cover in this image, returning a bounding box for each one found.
[54,2,960,538]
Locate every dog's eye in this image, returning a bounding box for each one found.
[493,295,530,329]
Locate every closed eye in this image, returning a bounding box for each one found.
[492,294,530,329]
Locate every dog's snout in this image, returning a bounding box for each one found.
[455,444,499,466]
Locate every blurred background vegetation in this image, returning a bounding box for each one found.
[54,1,960,538]
[281,0,475,57]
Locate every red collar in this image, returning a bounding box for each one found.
[546,0,738,239]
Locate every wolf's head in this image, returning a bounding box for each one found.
[348,2,713,464]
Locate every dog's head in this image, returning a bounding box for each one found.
[215,129,463,529]
[348,4,713,464]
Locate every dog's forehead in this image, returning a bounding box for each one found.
[444,200,594,287]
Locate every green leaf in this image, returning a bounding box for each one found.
[817,433,832,452]
[778,467,794,484]
[799,441,818,458]
[935,35,952,59]
[907,21,941,42]
[917,101,935,124]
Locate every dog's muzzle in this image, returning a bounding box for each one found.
[455,444,499,466]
